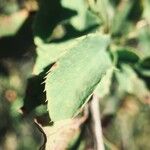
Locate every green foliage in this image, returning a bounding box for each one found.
[45,34,112,121]
[0,0,150,149]
[137,57,150,77]
[33,36,85,74]
[138,25,150,57]
[61,0,99,30]
[111,0,143,36]
[114,47,141,65]
[115,64,149,99]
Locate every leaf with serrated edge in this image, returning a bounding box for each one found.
[45,34,112,121]
[33,36,85,75]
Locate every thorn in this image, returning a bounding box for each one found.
[41,81,45,85]
[43,75,47,80]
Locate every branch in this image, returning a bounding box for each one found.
[90,94,105,150]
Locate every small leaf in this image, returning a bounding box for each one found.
[61,0,99,31]
[114,47,140,64]
[45,34,112,121]
[115,64,150,101]
[136,57,150,77]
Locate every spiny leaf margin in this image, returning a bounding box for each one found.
[45,33,112,121]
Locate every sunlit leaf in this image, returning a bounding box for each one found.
[33,36,85,75]
[111,0,143,36]
[45,34,112,121]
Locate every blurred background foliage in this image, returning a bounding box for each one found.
[0,0,150,149]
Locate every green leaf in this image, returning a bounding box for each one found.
[111,0,143,36]
[142,0,150,23]
[137,0,150,57]
[115,64,149,100]
[33,36,85,74]
[114,47,141,64]
[139,57,150,69]
[45,34,112,121]
[61,0,87,30]
[136,57,150,77]
[61,0,99,31]
[87,0,115,30]
[138,25,150,57]
[111,0,133,36]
